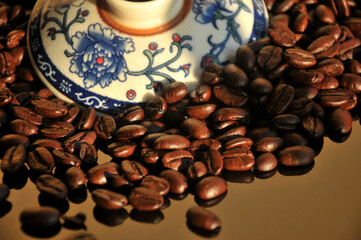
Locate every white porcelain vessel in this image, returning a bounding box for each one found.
[27,0,268,115]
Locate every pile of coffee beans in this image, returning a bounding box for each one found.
[0,0,361,239]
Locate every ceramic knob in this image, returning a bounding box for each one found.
[27,0,268,115]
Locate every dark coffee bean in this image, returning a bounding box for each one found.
[120,160,148,181]
[0,183,9,202]
[189,84,212,103]
[223,137,253,150]
[186,161,208,181]
[313,58,344,76]
[271,114,300,130]
[194,176,227,200]
[186,206,221,232]
[200,149,223,175]
[10,119,38,136]
[20,206,60,227]
[114,124,147,140]
[289,69,324,86]
[325,108,352,135]
[144,96,167,120]
[164,99,188,124]
[313,76,339,90]
[129,187,164,211]
[159,169,188,194]
[212,107,249,122]
[253,137,284,152]
[267,84,295,115]
[27,147,54,173]
[63,131,97,153]
[317,88,356,109]
[345,59,361,74]
[64,166,86,190]
[1,144,26,174]
[311,102,325,118]
[91,188,127,210]
[76,107,96,130]
[61,213,86,230]
[12,106,43,125]
[222,147,255,171]
[153,134,190,150]
[109,174,130,189]
[61,105,80,124]
[201,63,222,85]
[338,73,361,93]
[31,138,63,151]
[41,121,75,139]
[246,127,277,142]
[257,45,283,72]
[180,118,210,140]
[287,97,314,117]
[107,140,136,158]
[93,115,116,140]
[0,52,16,75]
[77,142,98,165]
[86,162,119,185]
[162,150,194,171]
[186,104,216,120]
[213,84,248,107]
[255,153,277,172]
[0,134,29,149]
[52,150,81,167]
[140,175,170,196]
[140,120,167,134]
[223,63,249,88]
[284,48,316,68]
[36,174,68,199]
[0,86,11,107]
[268,23,297,47]
[236,45,256,73]
[31,99,68,118]
[278,146,315,166]
[282,132,308,147]
[115,106,144,126]
[249,78,273,95]
[162,82,188,104]
[329,0,350,17]
[302,115,325,138]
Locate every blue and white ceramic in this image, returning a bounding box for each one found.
[27,0,268,115]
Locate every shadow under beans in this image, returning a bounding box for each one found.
[21,222,62,239]
[167,191,189,200]
[2,166,28,189]
[0,200,12,218]
[195,191,227,208]
[93,206,128,227]
[67,186,88,204]
[130,209,164,224]
[38,192,70,215]
[278,161,315,176]
[327,131,352,143]
[221,170,255,183]
[186,221,221,238]
[62,213,87,230]
[253,168,278,180]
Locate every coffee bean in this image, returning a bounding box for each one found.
[200,63,222,84]
[186,206,221,231]
[114,124,147,140]
[186,161,208,181]
[255,153,278,172]
[222,147,255,171]
[64,166,86,190]
[31,99,68,118]
[86,162,119,185]
[0,86,11,107]
[36,174,68,199]
[249,78,273,95]
[31,138,63,151]
[93,115,116,140]
[153,134,190,150]
[115,106,144,126]
[63,131,97,153]
[287,96,314,117]
[268,23,297,47]
[164,99,188,124]
[10,119,38,136]
[107,140,137,158]
[0,52,16,75]
[0,183,9,202]
[253,137,284,152]
[159,169,188,194]
[223,63,249,88]
[212,107,249,122]
[317,88,356,109]
[278,146,315,166]
[1,144,26,174]
[52,149,81,167]
[20,206,60,227]
[325,107,352,135]
[186,104,216,120]
[77,142,98,165]
[189,84,212,103]
[293,12,309,32]
[302,115,325,138]
[223,137,253,150]
[214,126,247,143]
[194,176,227,200]
[91,188,127,210]
[315,4,335,24]
[76,107,96,130]
[0,133,29,149]
[120,160,148,181]
[236,45,256,73]
[213,84,248,107]
[162,82,188,104]
[338,73,361,92]
[267,84,295,115]
[189,139,222,153]
[313,58,344,76]
[140,148,163,164]
[180,118,210,140]
[313,76,339,89]
[12,106,43,125]
[282,132,308,147]
[144,96,167,120]
[289,69,324,85]
[162,150,194,171]
[271,114,300,130]
[200,149,223,175]
[284,48,316,68]
[41,121,75,139]
[140,175,170,196]
[27,147,54,173]
[129,187,164,212]
[10,45,24,66]
[62,105,80,124]
[257,45,283,72]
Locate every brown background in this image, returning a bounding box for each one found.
[1,121,361,240]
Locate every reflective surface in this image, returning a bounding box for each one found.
[1,122,361,240]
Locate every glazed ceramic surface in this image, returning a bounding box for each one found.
[28,0,268,114]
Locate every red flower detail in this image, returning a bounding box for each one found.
[148,42,158,50]
[126,90,136,100]
[172,34,181,42]
[181,64,190,70]
[96,56,104,65]
[49,30,55,35]
[81,10,89,17]
[201,56,214,68]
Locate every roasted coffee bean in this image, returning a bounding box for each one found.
[287,97,314,117]
[36,174,68,199]
[301,115,325,138]
[313,58,344,76]
[93,115,116,139]
[294,86,318,101]
[255,153,277,172]
[1,144,26,174]
[140,148,163,164]
[271,114,300,130]
[159,169,188,194]
[120,160,148,181]
[0,52,16,75]
[64,166,86,190]
[27,147,54,173]
[223,63,249,88]
[41,121,75,139]
[0,86,11,107]
[248,37,271,54]
[278,146,315,166]
[144,96,167,120]
[153,134,190,150]
[343,17,361,32]
[10,119,38,136]
[189,84,212,103]
[313,76,339,89]
[0,133,29,149]
[317,88,356,109]
[213,84,248,107]
[189,139,222,153]
[31,138,63,151]
[115,106,144,126]
[140,133,166,148]
[314,42,340,59]
[186,104,216,120]
[345,59,361,74]
[87,162,119,185]
[200,149,223,175]
[329,0,350,17]
[140,120,166,134]
[52,150,81,167]
[91,188,127,210]
[140,175,170,196]
[315,4,335,24]
[248,78,273,95]
[284,48,316,68]
[223,137,253,150]
[77,142,98,165]
[236,45,256,73]
[307,35,337,54]
[267,84,295,115]
[31,99,68,118]
[325,108,352,135]
[180,118,210,140]
[214,126,247,142]
[12,106,43,125]
[61,105,80,124]
[129,187,164,211]
[114,124,147,140]
[164,99,188,124]
[212,107,249,122]
[222,147,255,171]
[5,29,25,49]
[201,63,222,84]
[20,206,60,227]
[253,137,283,152]
[109,174,130,189]
[10,45,24,67]
[186,206,221,232]
[63,131,97,153]
[257,45,283,72]
[194,176,227,200]
[293,12,308,32]
[107,140,137,158]
[212,120,238,131]
[76,107,96,130]
[0,183,9,202]
[268,23,297,47]
[289,69,324,86]
[162,150,194,171]
[270,13,290,26]
[162,82,188,104]
[186,161,208,181]
[282,132,308,147]
[338,38,361,56]
[338,73,361,93]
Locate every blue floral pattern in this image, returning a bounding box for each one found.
[70,24,135,89]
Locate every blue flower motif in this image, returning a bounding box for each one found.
[192,0,226,24]
[69,23,135,89]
